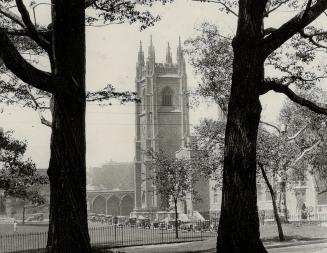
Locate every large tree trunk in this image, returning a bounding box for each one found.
[46,1,91,252]
[259,164,285,241]
[217,1,268,252]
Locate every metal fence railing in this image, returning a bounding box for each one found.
[0,221,217,253]
[261,213,327,226]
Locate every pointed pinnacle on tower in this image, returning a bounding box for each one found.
[177,36,183,60]
[166,42,172,64]
[139,40,143,52]
[138,40,144,66]
[148,35,155,61]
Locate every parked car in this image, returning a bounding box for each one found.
[139,218,151,228]
[179,222,193,231]
[26,213,44,222]
[128,217,137,227]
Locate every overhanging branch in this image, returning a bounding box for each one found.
[262,79,327,116]
[15,0,51,53]
[263,0,327,57]
[0,30,53,93]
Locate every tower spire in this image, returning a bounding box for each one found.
[177,36,185,74]
[148,35,155,62]
[166,42,172,64]
[138,40,144,66]
[177,36,183,59]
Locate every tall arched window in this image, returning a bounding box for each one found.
[161,87,173,106]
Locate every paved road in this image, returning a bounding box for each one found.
[197,242,327,253]
[268,242,327,253]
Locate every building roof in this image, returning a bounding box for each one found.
[87,162,134,191]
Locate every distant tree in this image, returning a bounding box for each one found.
[147,151,196,239]
[193,115,325,242]
[0,128,47,207]
[257,128,285,241]
[184,22,232,113]
[278,92,327,203]
[192,119,225,189]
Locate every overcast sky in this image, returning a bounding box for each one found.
[1,0,290,168]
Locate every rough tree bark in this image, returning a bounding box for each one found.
[259,163,285,242]
[46,1,91,252]
[216,0,327,251]
[216,1,268,252]
[213,0,327,251]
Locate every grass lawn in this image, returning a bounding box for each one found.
[260,223,327,241]
[0,224,216,252]
[0,224,48,235]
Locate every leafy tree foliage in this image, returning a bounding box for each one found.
[184,23,232,112]
[0,129,47,204]
[192,119,225,188]
[147,151,197,239]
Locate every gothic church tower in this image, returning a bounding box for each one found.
[134,37,190,211]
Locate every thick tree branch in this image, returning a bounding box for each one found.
[85,0,97,8]
[263,0,327,57]
[262,79,327,116]
[4,28,50,38]
[0,30,53,93]
[15,0,51,53]
[263,27,277,36]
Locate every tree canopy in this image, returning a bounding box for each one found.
[0,128,47,204]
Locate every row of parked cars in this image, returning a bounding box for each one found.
[87,213,218,231]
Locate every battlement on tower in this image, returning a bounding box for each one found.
[136,37,186,80]
[154,63,178,74]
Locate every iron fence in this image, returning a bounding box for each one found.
[261,213,327,226]
[0,221,217,253]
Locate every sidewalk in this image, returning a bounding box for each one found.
[107,238,327,253]
[109,239,216,253]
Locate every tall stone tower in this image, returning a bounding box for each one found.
[134,37,190,211]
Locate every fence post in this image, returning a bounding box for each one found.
[114,224,117,245]
[121,225,124,246]
[161,226,163,243]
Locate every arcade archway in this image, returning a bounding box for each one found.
[120,195,134,216]
[92,195,106,214]
[107,195,120,216]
